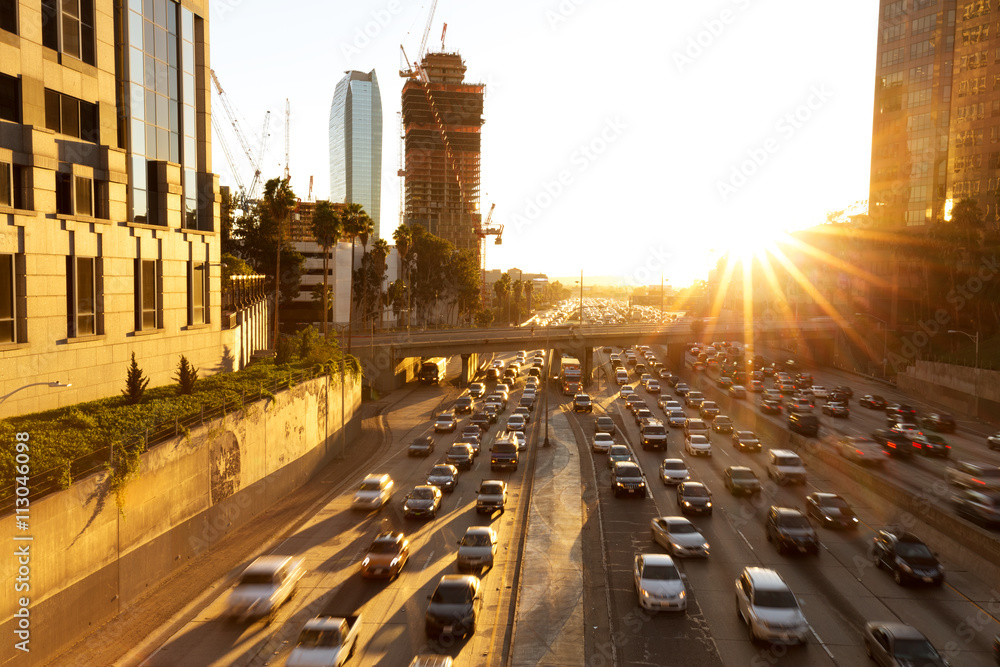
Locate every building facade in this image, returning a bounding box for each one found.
[0,0,231,418]
[328,70,382,237]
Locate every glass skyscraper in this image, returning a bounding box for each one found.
[329,70,383,237]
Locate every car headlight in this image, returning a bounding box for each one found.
[641,589,651,598]
[390,557,400,567]
[683,501,692,507]
[824,515,833,522]
[851,517,859,523]
[361,557,371,567]
[671,542,683,551]
[678,590,686,599]
[705,501,712,507]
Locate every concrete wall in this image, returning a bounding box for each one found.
[898,361,1000,422]
[0,373,361,665]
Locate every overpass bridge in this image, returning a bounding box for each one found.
[352,320,845,392]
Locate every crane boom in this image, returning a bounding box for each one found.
[210,69,256,172]
[247,110,270,200]
[283,99,291,181]
[417,0,438,64]
[211,112,246,196]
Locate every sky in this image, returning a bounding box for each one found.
[208,0,880,288]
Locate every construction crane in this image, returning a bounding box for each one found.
[398,0,437,82]
[283,99,291,182]
[440,23,447,50]
[478,203,503,305]
[247,110,270,201]
[210,69,271,210]
[307,175,314,202]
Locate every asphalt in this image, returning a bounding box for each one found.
[508,411,585,667]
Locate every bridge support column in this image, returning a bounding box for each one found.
[583,346,594,388]
[666,344,686,371]
[460,353,479,387]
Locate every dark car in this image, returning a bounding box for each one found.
[759,397,782,414]
[425,574,481,639]
[805,492,858,529]
[633,408,654,425]
[732,430,761,453]
[674,383,691,397]
[483,404,500,423]
[455,396,475,414]
[863,622,949,667]
[426,464,460,493]
[822,401,850,418]
[871,529,944,586]
[766,506,819,555]
[573,393,593,413]
[612,461,647,498]
[871,428,915,457]
[470,412,491,431]
[712,415,734,433]
[409,436,435,457]
[922,412,957,433]
[910,433,951,458]
[859,394,887,409]
[724,466,761,496]
[953,489,1000,526]
[788,412,819,437]
[403,485,443,519]
[446,444,474,470]
[886,404,918,426]
[699,401,721,419]
[595,416,616,435]
[676,482,713,516]
[832,385,854,398]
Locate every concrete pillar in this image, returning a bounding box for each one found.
[666,344,685,371]
[460,353,479,387]
[583,346,593,388]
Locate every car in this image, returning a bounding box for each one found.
[863,622,950,666]
[838,436,888,465]
[226,555,305,622]
[403,485,443,519]
[425,574,481,639]
[511,430,527,451]
[766,449,806,485]
[359,531,411,580]
[726,431,759,454]
[685,391,705,408]
[607,444,633,467]
[748,379,764,393]
[352,474,394,510]
[658,397,682,411]
[676,481,713,515]
[639,419,668,450]
[505,414,527,433]
[735,567,809,646]
[633,407,654,424]
[468,382,486,398]
[572,393,593,413]
[952,488,1000,526]
[645,380,661,394]
[699,401,720,419]
[456,526,499,572]
[759,397,782,414]
[806,492,858,529]
[886,404,918,425]
[485,367,500,380]
[871,428,917,457]
[910,433,951,458]
[988,432,1000,450]
[484,396,504,414]
[409,436,435,457]
[893,423,923,440]
[434,411,457,433]
[613,461,647,497]
[922,412,956,433]
[674,383,691,397]
[945,460,1000,490]
[766,506,819,555]
[871,529,944,586]
[860,394,887,409]
[475,480,507,515]
[512,406,531,423]
[620,385,636,399]
[728,384,747,399]
[455,396,475,414]
[592,432,615,453]
[724,466,761,496]
[711,415,734,433]
[788,411,819,436]
[659,458,689,485]
[717,376,734,389]
[810,385,829,399]
[659,368,673,381]
[444,443,473,470]
[595,415,616,435]
[832,384,854,398]
[685,434,712,457]
[651,516,709,557]
[822,401,850,418]
[633,553,687,612]
[426,464,459,492]
[786,396,813,413]
[666,410,687,428]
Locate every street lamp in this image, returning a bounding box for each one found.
[0,381,72,406]
[948,329,980,417]
[855,312,888,379]
[544,325,551,447]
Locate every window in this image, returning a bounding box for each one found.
[881,71,903,88]
[881,48,905,69]
[913,14,937,36]
[44,89,98,141]
[910,40,935,60]
[66,256,97,337]
[907,88,932,108]
[0,73,18,122]
[135,258,161,330]
[0,253,14,343]
[910,64,934,84]
[883,23,905,44]
[0,0,15,34]
[55,173,94,216]
[41,0,95,65]
[189,260,207,325]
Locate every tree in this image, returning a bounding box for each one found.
[371,237,390,328]
[174,355,199,395]
[409,224,453,324]
[512,279,524,325]
[122,352,149,405]
[340,203,371,349]
[493,273,512,324]
[311,200,341,337]
[386,278,406,323]
[392,224,412,328]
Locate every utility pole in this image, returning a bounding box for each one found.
[579,269,583,324]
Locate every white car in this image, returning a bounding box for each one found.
[633,553,687,612]
[512,430,527,451]
[226,555,304,622]
[685,434,712,457]
[810,386,829,399]
[505,414,527,432]
[650,516,709,557]
[735,567,809,645]
[659,458,690,485]
[456,526,499,571]
[838,437,888,465]
[895,423,923,440]
[352,474,394,510]
[592,432,615,453]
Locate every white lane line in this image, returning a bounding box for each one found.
[808,624,836,661]
[421,550,435,570]
[735,529,755,552]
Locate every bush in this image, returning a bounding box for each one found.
[276,336,294,365]
[122,352,150,404]
[174,355,199,395]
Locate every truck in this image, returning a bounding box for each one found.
[490,432,519,471]
[559,356,582,395]
[419,357,448,384]
[286,614,361,667]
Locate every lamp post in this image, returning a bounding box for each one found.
[544,325,551,446]
[948,329,980,418]
[579,270,584,325]
[0,381,72,406]
[855,312,888,379]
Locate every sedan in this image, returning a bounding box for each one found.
[810,386,829,399]
[910,434,951,458]
[839,437,888,465]
[360,532,410,580]
[426,464,460,492]
[651,516,709,557]
[724,466,761,496]
[608,445,633,467]
[699,401,720,419]
[425,575,480,639]
[445,444,474,470]
[592,432,615,453]
[676,481,713,515]
[456,526,499,572]
[674,383,691,397]
[989,432,1000,451]
[921,413,956,433]
[645,380,661,394]
[863,622,949,666]
[685,435,712,457]
[806,492,859,529]
[409,436,435,457]
[403,485,443,520]
[595,416,616,435]
[822,401,850,418]
[659,458,689,485]
[667,410,688,428]
[712,415,734,433]
[759,397,782,414]
[732,430,761,453]
[634,554,687,612]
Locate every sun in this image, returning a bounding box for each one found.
[720,226,787,264]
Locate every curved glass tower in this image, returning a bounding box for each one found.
[329,69,382,237]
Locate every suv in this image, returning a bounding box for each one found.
[871,529,944,586]
[573,393,593,413]
[766,449,806,485]
[490,434,519,471]
[639,419,668,451]
[612,461,647,497]
[735,567,809,645]
[765,506,819,555]
[476,480,508,515]
[788,411,819,437]
[945,460,1000,490]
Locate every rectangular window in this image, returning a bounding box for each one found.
[189,260,207,325]
[136,258,161,330]
[0,253,14,344]
[40,0,95,65]
[0,163,9,208]
[75,176,93,217]
[910,40,935,60]
[0,0,15,34]
[0,73,18,122]
[43,89,99,141]
[913,14,937,36]
[67,256,96,337]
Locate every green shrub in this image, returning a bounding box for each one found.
[174,355,199,395]
[122,352,150,404]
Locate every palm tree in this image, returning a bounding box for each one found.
[357,214,375,330]
[261,177,295,349]
[493,273,511,325]
[371,237,390,329]
[340,203,369,351]
[392,223,412,329]
[512,279,524,325]
[311,200,341,337]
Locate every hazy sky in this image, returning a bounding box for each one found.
[208,0,879,287]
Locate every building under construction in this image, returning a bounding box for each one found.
[402,52,484,256]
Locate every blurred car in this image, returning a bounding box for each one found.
[759,397,783,414]
[426,464,460,493]
[608,444,633,467]
[749,379,764,393]
[659,458,689,485]
[838,436,888,465]
[699,401,720,419]
[871,529,944,586]
[424,575,481,639]
[476,480,508,515]
[633,553,687,612]
[806,492,858,529]
[765,506,819,555]
[952,488,1000,526]
[717,376,734,389]
[946,460,1000,490]
[470,412,491,431]
[822,401,850,418]
[468,383,486,398]
[512,430,527,451]
[667,410,688,428]
[871,428,916,457]
[226,555,304,622]
[595,415,616,435]
[592,432,615,453]
[860,394,887,409]
[862,622,949,667]
[724,466,761,496]
[651,516,709,557]
[676,481,713,515]
[446,444,474,470]
[455,396,475,414]
[674,383,691,396]
[645,380,661,394]
[810,386,829,399]
[456,526,499,571]
[352,474,394,510]
[886,404,918,425]
[989,432,1000,451]
[729,384,747,399]
[573,393,593,413]
[712,415,734,433]
[910,433,951,458]
[921,412,956,433]
[731,430,761,452]
[735,567,809,646]
[409,436,435,457]
[403,485,443,520]
[360,531,410,579]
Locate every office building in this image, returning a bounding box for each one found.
[329,69,382,237]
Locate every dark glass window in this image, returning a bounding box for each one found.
[67,256,97,337]
[0,73,19,123]
[0,0,15,36]
[41,0,95,64]
[136,258,161,329]
[0,253,13,343]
